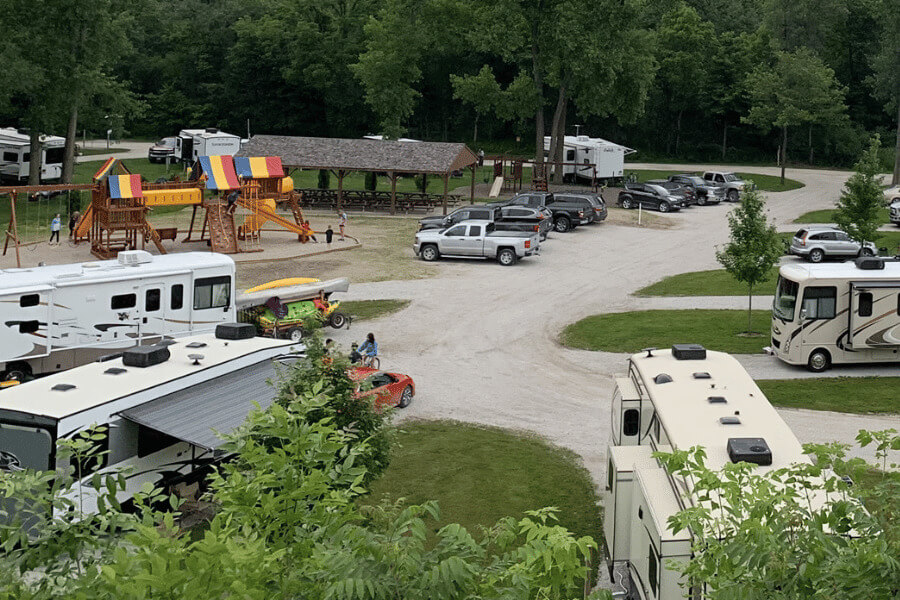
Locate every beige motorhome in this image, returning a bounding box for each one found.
[768,257,900,372]
[604,345,834,600]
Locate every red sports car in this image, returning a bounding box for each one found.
[349,367,415,409]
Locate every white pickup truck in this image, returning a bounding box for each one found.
[413,220,540,266]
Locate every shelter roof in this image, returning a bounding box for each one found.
[237,135,478,175]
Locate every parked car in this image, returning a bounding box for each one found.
[147,137,177,163]
[884,185,900,226]
[492,192,590,232]
[553,192,608,223]
[702,171,753,202]
[418,205,551,240]
[790,226,878,263]
[646,179,696,206]
[350,367,415,409]
[617,183,683,212]
[413,220,540,265]
[890,199,900,227]
[666,174,724,205]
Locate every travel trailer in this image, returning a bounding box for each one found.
[0,127,65,182]
[604,345,835,600]
[0,251,236,381]
[0,328,301,517]
[176,128,241,163]
[767,257,900,372]
[542,135,635,183]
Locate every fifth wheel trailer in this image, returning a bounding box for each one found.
[603,345,840,600]
[176,128,241,163]
[0,127,65,182]
[768,257,900,371]
[542,135,635,183]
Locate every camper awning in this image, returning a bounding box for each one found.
[198,155,240,191]
[118,358,290,449]
[108,174,143,199]
[234,156,284,179]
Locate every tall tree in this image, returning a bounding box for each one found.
[869,0,900,184]
[450,65,503,144]
[743,48,847,183]
[834,136,885,246]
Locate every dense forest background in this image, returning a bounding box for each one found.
[1,0,898,174]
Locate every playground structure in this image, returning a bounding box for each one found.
[1,156,314,265]
[486,155,604,195]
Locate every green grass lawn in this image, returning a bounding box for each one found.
[339,299,410,321]
[756,377,900,414]
[561,309,771,354]
[625,169,803,192]
[361,420,602,547]
[78,147,129,156]
[793,208,891,224]
[636,267,779,297]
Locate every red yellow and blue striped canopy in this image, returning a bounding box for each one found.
[93,157,127,181]
[108,174,143,199]
[234,156,284,179]
[198,155,240,190]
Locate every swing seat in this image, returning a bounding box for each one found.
[156,227,178,241]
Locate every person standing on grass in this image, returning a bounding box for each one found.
[68,210,80,238]
[338,211,347,241]
[325,225,333,245]
[49,214,61,245]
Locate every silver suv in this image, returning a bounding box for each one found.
[790,227,877,262]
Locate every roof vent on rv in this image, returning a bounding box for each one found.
[51,383,76,392]
[205,127,219,133]
[104,367,127,375]
[855,256,885,270]
[118,250,153,266]
[693,372,711,379]
[707,396,727,404]
[719,416,741,425]
[672,344,706,360]
[654,373,673,384]
[122,345,170,368]
[215,323,256,340]
[727,437,772,466]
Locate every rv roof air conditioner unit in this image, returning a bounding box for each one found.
[215,322,256,340]
[122,345,170,368]
[118,250,153,266]
[855,256,885,270]
[654,373,673,384]
[205,127,218,133]
[672,344,706,360]
[727,437,772,466]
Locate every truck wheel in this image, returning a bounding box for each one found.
[658,201,670,213]
[329,312,348,329]
[420,244,439,262]
[497,248,517,266]
[697,195,706,206]
[621,197,633,209]
[397,385,413,408]
[288,328,304,342]
[807,349,831,373]
[809,248,825,263]
[2,361,32,382]
[727,189,739,202]
[554,216,571,233]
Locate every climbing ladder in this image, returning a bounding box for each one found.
[531,163,548,191]
[142,222,167,254]
[204,199,239,254]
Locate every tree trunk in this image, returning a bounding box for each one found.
[675,109,683,156]
[62,105,78,184]
[780,125,788,185]
[748,285,753,334]
[721,117,727,160]
[808,124,813,165]
[28,130,42,186]
[549,85,567,185]
[893,102,900,186]
[472,113,478,145]
[531,38,544,165]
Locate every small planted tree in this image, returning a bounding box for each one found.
[834,136,885,248]
[716,187,783,334]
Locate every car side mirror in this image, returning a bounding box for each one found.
[799,308,808,321]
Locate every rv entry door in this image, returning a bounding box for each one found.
[140,284,166,344]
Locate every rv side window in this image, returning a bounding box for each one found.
[19,293,40,307]
[18,320,39,334]
[193,276,231,310]
[69,426,109,477]
[653,416,660,442]
[801,286,836,319]
[2,152,17,162]
[648,543,659,597]
[171,284,184,310]
[145,288,161,312]
[45,147,64,164]
[623,409,640,437]
[607,458,614,491]
[111,293,136,310]
[897,294,900,316]
[858,292,873,317]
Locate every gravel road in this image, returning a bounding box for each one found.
[320,164,900,480]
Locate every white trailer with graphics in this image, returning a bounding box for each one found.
[542,134,635,183]
[768,257,900,371]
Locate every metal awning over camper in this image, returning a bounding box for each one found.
[119,358,291,450]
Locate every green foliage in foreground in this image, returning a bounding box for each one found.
[756,377,900,414]
[657,430,899,600]
[0,333,604,600]
[625,169,804,192]
[636,267,780,296]
[340,299,411,321]
[561,309,772,354]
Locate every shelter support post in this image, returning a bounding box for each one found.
[389,171,397,215]
[442,174,449,215]
[470,165,475,204]
[337,170,345,212]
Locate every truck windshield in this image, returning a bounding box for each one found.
[773,275,799,321]
[723,173,738,182]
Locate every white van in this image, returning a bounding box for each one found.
[0,127,65,182]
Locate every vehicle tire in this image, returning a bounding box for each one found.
[329,312,348,329]
[809,248,825,263]
[288,328,304,342]
[621,197,634,209]
[420,244,439,262]
[807,349,831,373]
[554,216,571,233]
[2,362,32,382]
[727,189,739,202]
[497,248,517,266]
[860,247,875,257]
[658,201,670,213]
[397,385,413,408]
[697,195,706,206]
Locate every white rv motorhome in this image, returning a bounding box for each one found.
[176,128,241,164]
[768,257,900,372]
[0,127,65,182]
[0,328,301,517]
[542,135,635,183]
[604,345,837,600]
[0,251,236,380]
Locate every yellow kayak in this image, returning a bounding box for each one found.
[244,277,320,294]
